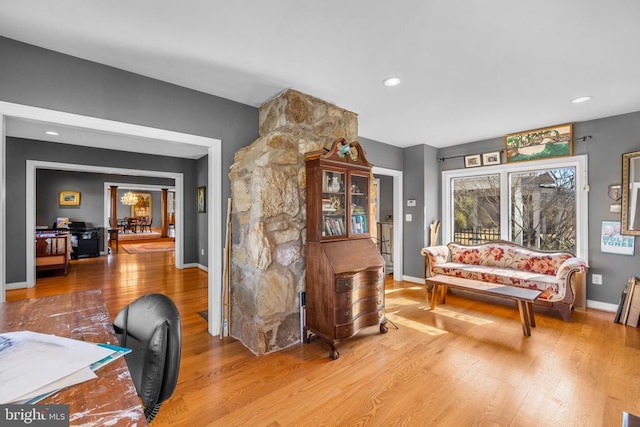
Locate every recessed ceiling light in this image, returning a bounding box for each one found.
[571,96,592,104]
[382,77,402,87]
[45,131,59,136]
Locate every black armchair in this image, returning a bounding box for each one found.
[113,293,182,423]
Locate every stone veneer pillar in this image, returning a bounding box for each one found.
[228,89,358,355]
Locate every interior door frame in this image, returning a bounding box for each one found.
[0,101,223,337]
[372,166,403,281]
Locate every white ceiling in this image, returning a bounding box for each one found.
[1,1,640,149]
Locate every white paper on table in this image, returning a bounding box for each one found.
[0,331,114,404]
[12,367,97,404]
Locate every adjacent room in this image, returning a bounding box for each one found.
[1,2,640,426]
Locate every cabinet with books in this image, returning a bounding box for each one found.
[305,138,386,360]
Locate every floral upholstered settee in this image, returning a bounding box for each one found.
[421,240,588,321]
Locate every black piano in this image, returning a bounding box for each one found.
[69,221,101,259]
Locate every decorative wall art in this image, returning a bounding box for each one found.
[504,123,573,163]
[130,192,152,218]
[59,191,80,206]
[197,186,206,213]
[482,151,501,166]
[464,154,481,168]
[601,220,635,255]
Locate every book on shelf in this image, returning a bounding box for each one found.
[626,277,640,327]
[323,217,345,236]
[350,215,367,234]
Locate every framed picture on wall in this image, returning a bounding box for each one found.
[197,186,206,213]
[59,190,80,206]
[482,151,501,166]
[464,154,481,168]
[504,123,573,163]
[601,220,635,255]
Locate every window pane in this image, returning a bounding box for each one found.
[509,167,576,253]
[452,174,500,244]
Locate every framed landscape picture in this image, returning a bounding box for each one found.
[504,123,573,163]
[59,190,80,206]
[482,151,501,166]
[464,154,481,168]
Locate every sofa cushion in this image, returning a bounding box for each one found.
[447,242,573,275]
[431,262,562,301]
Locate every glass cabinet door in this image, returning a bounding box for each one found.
[349,173,369,235]
[322,170,346,237]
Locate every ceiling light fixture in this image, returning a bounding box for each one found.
[571,96,592,104]
[382,77,402,87]
[120,191,139,206]
[45,131,59,136]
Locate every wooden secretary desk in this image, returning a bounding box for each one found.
[304,138,387,360]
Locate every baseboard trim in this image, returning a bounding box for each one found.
[182,263,200,269]
[197,264,208,272]
[586,299,617,313]
[402,275,424,284]
[6,281,28,290]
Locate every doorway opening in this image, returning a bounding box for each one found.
[1,101,223,337]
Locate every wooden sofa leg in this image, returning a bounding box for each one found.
[555,303,573,323]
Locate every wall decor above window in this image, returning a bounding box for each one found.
[482,151,501,166]
[464,154,481,168]
[504,123,573,163]
[59,190,80,206]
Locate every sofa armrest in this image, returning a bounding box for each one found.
[555,257,588,306]
[556,257,588,281]
[421,246,450,278]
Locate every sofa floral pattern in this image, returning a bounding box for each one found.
[421,241,587,303]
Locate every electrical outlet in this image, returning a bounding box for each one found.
[592,274,602,285]
[405,214,412,222]
[407,199,416,207]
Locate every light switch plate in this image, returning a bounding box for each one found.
[592,274,602,285]
[407,199,416,207]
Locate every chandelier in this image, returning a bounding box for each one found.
[120,191,139,206]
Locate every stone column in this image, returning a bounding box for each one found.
[229,89,358,355]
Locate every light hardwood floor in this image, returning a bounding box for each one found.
[7,252,640,426]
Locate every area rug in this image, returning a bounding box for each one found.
[119,231,162,241]
[121,241,175,254]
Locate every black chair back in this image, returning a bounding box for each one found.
[113,293,181,423]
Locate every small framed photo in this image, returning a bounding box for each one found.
[482,151,501,166]
[464,154,481,168]
[59,190,80,206]
[197,186,206,213]
[601,220,635,255]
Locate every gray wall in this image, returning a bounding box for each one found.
[36,169,173,229]
[1,36,259,282]
[375,175,394,221]
[437,110,640,305]
[7,138,195,282]
[403,144,440,278]
[196,156,209,266]
[359,136,403,170]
